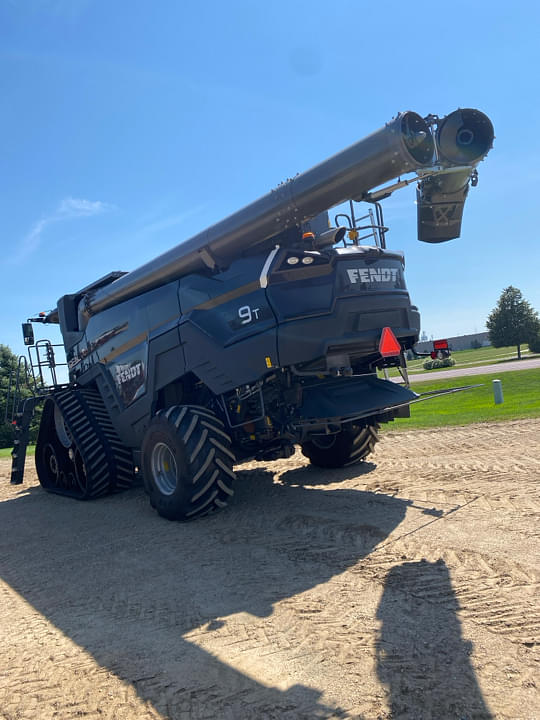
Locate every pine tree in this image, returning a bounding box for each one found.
[486,286,540,359]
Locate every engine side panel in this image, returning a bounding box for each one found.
[266,247,420,367]
[178,256,279,394]
[69,282,185,446]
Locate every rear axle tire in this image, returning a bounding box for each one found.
[142,405,236,521]
[301,421,379,468]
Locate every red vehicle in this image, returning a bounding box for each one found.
[430,339,451,360]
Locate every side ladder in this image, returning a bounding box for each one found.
[4,340,66,486]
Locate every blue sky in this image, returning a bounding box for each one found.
[2,0,540,357]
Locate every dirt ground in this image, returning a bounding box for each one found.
[0,419,538,719]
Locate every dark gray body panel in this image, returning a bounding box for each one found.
[67,245,419,449]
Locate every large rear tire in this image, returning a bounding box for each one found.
[142,405,235,521]
[301,421,379,468]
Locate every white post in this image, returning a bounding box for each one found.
[493,379,503,404]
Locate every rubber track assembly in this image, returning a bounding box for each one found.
[36,387,134,499]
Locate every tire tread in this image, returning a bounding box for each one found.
[142,405,235,521]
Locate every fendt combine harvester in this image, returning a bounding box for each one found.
[8,109,493,520]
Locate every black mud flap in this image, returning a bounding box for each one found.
[294,375,417,424]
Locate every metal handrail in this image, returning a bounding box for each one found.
[334,201,387,248]
[4,339,68,427]
[28,340,67,389]
[4,355,36,424]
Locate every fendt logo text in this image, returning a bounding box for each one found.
[347,267,399,284]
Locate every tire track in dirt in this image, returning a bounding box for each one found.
[361,546,540,647]
[364,475,540,515]
[243,505,540,648]
[375,419,540,457]
[0,418,539,719]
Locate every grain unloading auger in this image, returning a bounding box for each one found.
[10,108,493,520]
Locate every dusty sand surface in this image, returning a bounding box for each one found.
[0,419,538,719]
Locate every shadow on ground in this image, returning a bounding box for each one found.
[376,560,493,719]
[0,464,491,718]
[275,460,377,486]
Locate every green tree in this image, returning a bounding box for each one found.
[0,344,41,448]
[529,333,540,354]
[486,286,540,359]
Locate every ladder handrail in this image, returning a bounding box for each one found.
[334,201,387,248]
[4,355,34,424]
[28,340,67,389]
[4,339,67,428]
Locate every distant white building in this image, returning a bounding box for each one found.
[415,331,490,353]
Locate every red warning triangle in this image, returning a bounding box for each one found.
[379,326,401,358]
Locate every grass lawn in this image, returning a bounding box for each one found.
[387,367,540,431]
[390,343,539,377]
[0,446,35,458]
